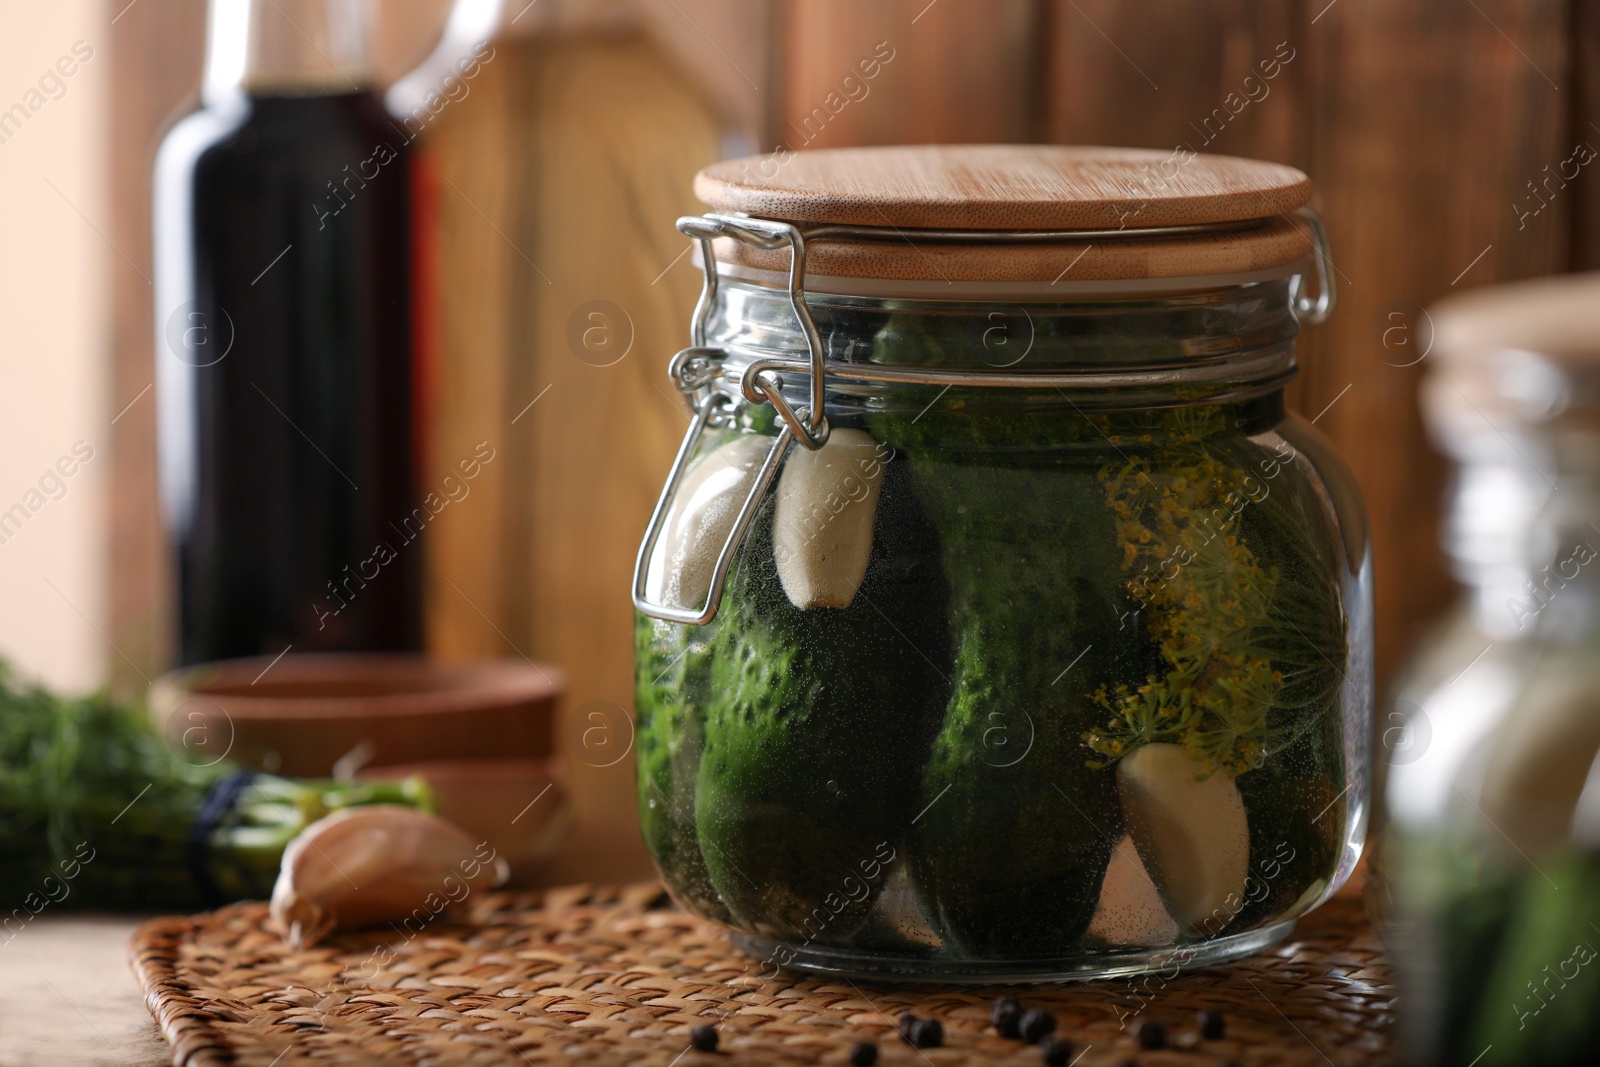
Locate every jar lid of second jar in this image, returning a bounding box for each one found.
[692,144,1317,296]
[1423,271,1600,448]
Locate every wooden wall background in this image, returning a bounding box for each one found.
[108,0,1600,882]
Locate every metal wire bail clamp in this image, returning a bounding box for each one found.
[1289,206,1336,326]
[631,394,793,627]
[632,214,829,626]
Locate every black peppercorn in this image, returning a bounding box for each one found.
[1040,1035,1074,1065]
[896,1012,918,1039]
[1197,1008,1226,1040]
[850,1039,878,1066]
[689,1024,718,1052]
[1137,1019,1167,1050]
[991,996,1023,1038]
[908,1018,943,1049]
[1019,1008,1057,1044]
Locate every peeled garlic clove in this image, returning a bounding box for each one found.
[1117,743,1249,936]
[646,435,772,609]
[1087,834,1179,947]
[772,428,885,609]
[867,859,943,950]
[1482,679,1600,855]
[270,804,508,950]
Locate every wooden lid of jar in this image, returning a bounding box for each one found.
[1424,273,1600,436]
[692,145,1316,285]
[1431,272,1600,365]
[696,145,1311,229]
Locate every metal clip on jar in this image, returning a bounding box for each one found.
[632,146,1370,981]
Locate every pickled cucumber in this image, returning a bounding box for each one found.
[896,449,1134,957]
[1467,850,1600,1066]
[864,316,1137,957]
[694,441,950,945]
[634,612,730,922]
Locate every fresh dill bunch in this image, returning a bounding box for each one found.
[0,663,431,911]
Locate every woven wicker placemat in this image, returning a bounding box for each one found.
[129,880,1394,1067]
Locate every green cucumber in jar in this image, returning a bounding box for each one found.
[634,612,731,922]
[890,445,1133,957]
[865,316,1133,958]
[1466,850,1600,1066]
[694,439,950,945]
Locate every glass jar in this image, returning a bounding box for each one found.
[1382,274,1600,1065]
[632,146,1372,981]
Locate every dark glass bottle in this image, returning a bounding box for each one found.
[155,0,421,665]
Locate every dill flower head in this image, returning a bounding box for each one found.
[1083,408,1288,777]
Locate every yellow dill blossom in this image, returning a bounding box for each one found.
[1084,407,1284,778]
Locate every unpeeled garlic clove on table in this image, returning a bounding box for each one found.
[772,428,885,609]
[646,434,773,610]
[357,760,573,876]
[1116,743,1250,937]
[270,805,509,950]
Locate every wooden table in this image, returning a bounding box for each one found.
[0,915,168,1067]
[0,820,649,1067]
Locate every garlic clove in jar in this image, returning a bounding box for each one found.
[270,804,508,950]
[1481,674,1600,855]
[1117,743,1250,936]
[1087,833,1179,947]
[772,428,885,609]
[646,434,772,610]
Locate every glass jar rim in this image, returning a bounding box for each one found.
[698,273,1302,388]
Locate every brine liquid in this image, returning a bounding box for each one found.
[635,411,1363,977]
